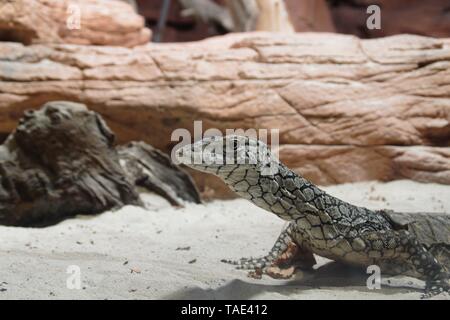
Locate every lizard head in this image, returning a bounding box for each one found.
[174,134,279,178]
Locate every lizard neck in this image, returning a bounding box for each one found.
[220,162,354,221]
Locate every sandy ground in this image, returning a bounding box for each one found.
[0,180,449,300]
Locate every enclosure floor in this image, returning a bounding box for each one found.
[0,180,449,300]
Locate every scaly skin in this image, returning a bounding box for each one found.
[175,135,449,298]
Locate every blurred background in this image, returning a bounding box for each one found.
[134,0,450,42]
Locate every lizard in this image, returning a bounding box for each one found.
[175,134,450,298]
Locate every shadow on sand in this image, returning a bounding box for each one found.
[164,261,423,299]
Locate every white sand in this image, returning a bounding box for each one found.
[0,180,448,300]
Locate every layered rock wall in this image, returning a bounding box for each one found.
[0,32,449,196]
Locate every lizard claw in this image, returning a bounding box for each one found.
[421,280,450,299]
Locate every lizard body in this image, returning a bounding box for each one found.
[175,135,449,297]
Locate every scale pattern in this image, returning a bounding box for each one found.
[179,136,450,298]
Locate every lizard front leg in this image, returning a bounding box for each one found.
[221,222,316,279]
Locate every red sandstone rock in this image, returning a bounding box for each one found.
[0,32,448,196]
[0,0,151,46]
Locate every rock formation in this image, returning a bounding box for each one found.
[0,32,449,197]
[0,0,151,46]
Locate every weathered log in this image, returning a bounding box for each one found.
[118,141,201,205]
[0,101,200,227]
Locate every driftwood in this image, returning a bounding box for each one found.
[118,141,201,205]
[0,101,200,227]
